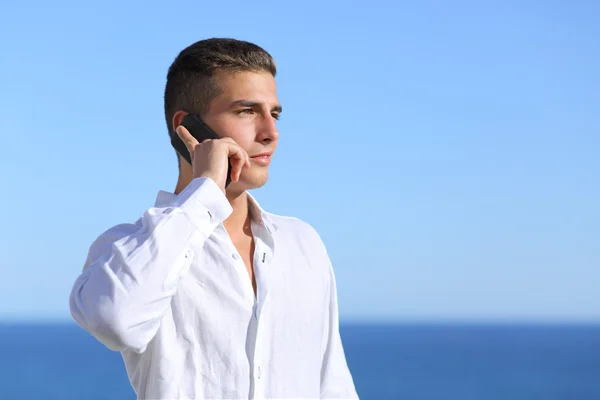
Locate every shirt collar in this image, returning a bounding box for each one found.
[246,191,278,234]
[154,190,176,208]
[154,189,278,234]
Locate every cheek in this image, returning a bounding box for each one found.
[219,121,255,150]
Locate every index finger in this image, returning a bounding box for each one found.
[175,125,199,155]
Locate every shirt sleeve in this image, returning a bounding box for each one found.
[69,177,232,354]
[319,248,359,398]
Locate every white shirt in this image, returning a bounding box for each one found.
[69,177,358,400]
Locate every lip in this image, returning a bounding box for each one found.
[249,152,273,166]
[250,152,273,158]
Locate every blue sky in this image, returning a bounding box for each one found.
[1,0,598,323]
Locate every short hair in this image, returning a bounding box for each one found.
[163,38,277,160]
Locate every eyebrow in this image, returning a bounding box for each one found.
[230,99,282,113]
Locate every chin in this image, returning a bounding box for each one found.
[239,170,269,190]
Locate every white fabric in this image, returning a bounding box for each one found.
[69,177,358,399]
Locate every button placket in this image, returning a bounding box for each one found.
[253,348,264,396]
[248,220,273,399]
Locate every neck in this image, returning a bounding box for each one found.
[174,170,250,236]
[223,190,251,235]
[174,165,193,195]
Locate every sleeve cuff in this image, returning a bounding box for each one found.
[171,177,233,232]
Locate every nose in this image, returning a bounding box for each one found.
[256,113,279,145]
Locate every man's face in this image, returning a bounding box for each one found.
[203,71,281,191]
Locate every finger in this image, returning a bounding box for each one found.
[234,151,247,182]
[226,143,248,182]
[175,125,200,156]
[235,158,245,182]
[218,137,250,167]
[240,149,251,177]
[229,153,244,182]
[237,148,250,169]
[236,146,250,168]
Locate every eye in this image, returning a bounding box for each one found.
[271,113,280,120]
[237,108,255,115]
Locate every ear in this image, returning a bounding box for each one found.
[171,110,189,133]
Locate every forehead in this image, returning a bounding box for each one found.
[212,71,278,106]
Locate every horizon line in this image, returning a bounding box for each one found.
[1,316,599,326]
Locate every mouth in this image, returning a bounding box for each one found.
[249,152,273,166]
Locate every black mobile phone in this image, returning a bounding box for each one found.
[171,113,233,188]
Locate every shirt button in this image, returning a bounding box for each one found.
[232,253,240,260]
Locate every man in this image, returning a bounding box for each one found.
[69,38,358,400]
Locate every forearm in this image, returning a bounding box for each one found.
[69,177,231,353]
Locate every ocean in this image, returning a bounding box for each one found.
[0,323,598,399]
